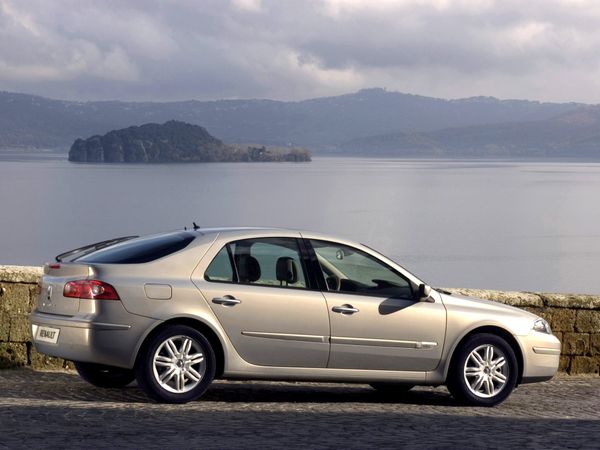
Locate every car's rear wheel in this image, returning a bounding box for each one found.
[136,325,215,403]
[75,362,135,388]
[447,333,518,407]
[369,383,415,394]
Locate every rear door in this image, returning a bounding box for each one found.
[193,234,330,368]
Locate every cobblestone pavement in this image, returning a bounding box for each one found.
[0,370,598,449]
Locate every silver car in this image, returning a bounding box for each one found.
[30,227,560,406]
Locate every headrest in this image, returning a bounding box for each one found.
[237,255,261,283]
[276,256,298,284]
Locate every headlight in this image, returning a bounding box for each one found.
[533,318,552,334]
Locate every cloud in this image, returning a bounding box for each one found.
[231,0,263,12]
[1,0,600,102]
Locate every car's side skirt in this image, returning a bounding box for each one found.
[223,365,427,383]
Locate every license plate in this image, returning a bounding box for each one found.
[36,326,60,344]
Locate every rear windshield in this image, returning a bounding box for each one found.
[76,232,195,264]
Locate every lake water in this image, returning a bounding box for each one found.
[1,153,599,294]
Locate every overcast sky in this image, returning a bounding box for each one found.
[1,0,599,103]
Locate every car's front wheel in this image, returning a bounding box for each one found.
[136,325,216,403]
[75,362,136,388]
[447,333,518,407]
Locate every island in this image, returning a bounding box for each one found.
[68,121,311,163]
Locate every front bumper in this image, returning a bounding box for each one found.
[30,307,157,369]
[517,331,561,383]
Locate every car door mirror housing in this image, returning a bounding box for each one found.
[418,283,433,301]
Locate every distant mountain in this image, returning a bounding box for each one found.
[68,121,311,163]
[0,89,583,152]
[340,106,600,157]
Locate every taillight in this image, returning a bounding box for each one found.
[63,280,120,300]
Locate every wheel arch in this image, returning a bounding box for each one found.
[133,317,226,379]
[445,326,525,386]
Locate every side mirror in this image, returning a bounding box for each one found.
[418,283,433,302]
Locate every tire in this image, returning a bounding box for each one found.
[369,383,415,395]
[446,333,518,407]
[136,325,216,403]
[75,361,136,388]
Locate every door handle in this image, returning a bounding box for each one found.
[212,296,241,306]
[332,304,359,314]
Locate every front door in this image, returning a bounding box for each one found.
[308,239,446,371]
[194,235,330,368]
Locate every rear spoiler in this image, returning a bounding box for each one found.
[55,236,138,262]
[44,262,95,277]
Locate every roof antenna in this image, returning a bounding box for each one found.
[193,222,200,231]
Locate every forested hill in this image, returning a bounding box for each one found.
[340,106,600,158]
[1,89,582,152]
[68,121,311,163]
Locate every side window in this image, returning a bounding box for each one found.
[310,240,414,299]
[205,246,234,282]
[233,238,308,289]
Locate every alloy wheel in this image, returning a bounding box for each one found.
[463,344,509,398]
[152,335,207,394]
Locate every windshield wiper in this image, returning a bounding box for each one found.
[55,235,138,262]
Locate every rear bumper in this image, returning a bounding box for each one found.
[30,309,157,369]
[517,332,561,384]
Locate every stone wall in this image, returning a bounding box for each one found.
[0,265,69,370]
[1,265,598,374]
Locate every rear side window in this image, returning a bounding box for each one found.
[204,237,308,289]
[205,246,234,282]
[76,232,195,264]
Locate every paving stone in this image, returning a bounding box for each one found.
[0,370,598,449]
